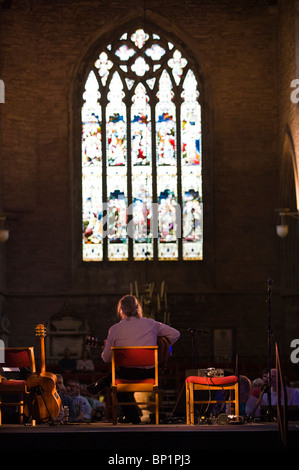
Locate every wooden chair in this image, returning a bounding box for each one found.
[0,347,36,425]
[111,346,159,425]
[185,374,239,424]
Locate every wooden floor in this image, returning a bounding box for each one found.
[0,419,298,455]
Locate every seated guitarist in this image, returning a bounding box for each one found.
[99,295,180,424]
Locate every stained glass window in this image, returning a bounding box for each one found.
[81,27,203,261]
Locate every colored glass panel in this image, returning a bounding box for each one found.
[82,71,103,261]
[132,167,153,260]
[168,49,187,85]
[181,70,203,260]
[157,168,179,260]
[106,167,128,260]
[131,83,153,259]
[131,29,149,48]
[115,45,136,61]
[131,57,150,77]
[95,52,113,86]
[145,44,165,61]
[106,73,126,167]
[156,71,176,166]
[156,71,178,259]
[131,83,151,166]
[106,72,128,260]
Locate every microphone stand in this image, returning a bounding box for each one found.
[266,278,274,421]
[248,279,274,422]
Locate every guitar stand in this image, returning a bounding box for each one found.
[27,385,57,426]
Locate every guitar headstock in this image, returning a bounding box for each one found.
[35,324,46,338]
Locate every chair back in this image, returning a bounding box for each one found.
[1,347,36,372]
[111,346,159,386]
[113,346,157,368]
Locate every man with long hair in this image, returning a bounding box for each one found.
[101,294,180,423]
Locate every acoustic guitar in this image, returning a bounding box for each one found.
[86,335,171,367]
[25,324,61,423]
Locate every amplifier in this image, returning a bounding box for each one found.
[199,368,224,378]
[185,367,224,378]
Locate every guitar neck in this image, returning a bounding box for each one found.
[39,335,46,374]
[35,324,47,374]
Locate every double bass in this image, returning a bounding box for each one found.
[25,324,61,423]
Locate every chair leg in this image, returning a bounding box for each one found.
[155,390,159,425]
[186,384,190,425]
[235,385,239,417]
[186,383,195,425]
[19,399,24,425]
[190,383,195,425]
[111,389,117,425]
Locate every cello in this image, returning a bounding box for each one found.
[25,324,61,423]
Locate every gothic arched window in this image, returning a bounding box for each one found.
[81,27,203,262]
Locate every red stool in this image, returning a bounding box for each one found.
[185,375,239,424]
[0,347,36,426]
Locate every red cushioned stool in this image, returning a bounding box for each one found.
[185,375,239,424]
[0,347,36,425]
